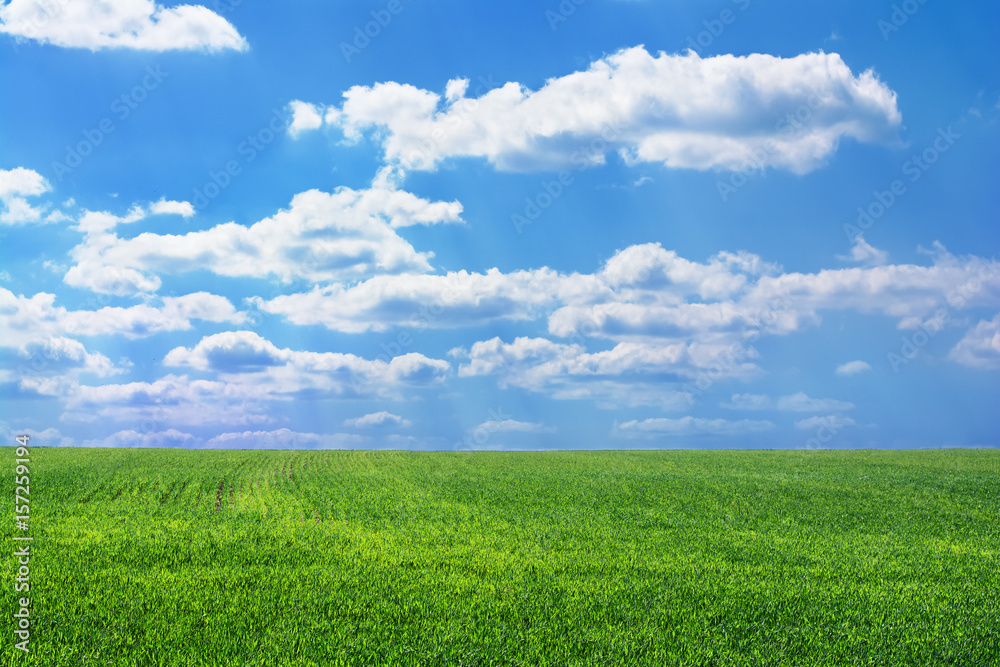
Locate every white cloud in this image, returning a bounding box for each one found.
[453,335,751,409]
[344,411,412,428]
[0,287,245,347]
[613,416,775,438]
[948,313,1000,369]
[795,415,857,430]
[744,247,1000,333]
[65,292,244,339]
[64,374,273,426]
[301,47,900,175]
[600,244,777,297]
[205,429,365,449]
[721,392,855,412]
[473,419,555,434]
[75,205,145,234]
[65,187,463,295]
[256,268,603,333]
[835,360,872,376]
[563,245,1000,344]
[0,422,74,446]
[777,392,854,412]
[0,167,48,199]
[164,330,450,395]
[0,167,51,224]
[456,336,704,388]
[86,428,199,448]
[12,336,127,379]
[63,200,1000,344]
[288,100,324,137]
[838,235,888,266]
[148,198,195,217]
[547,380,696,410]
[721,393,772,410]
[259,243,774,335]
[0,0,248,52]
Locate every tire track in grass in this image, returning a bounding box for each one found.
[159,480,178,505]
[173,476,191,503]
[222,456,253,511]
[108,485,125,503]
[215,477,226,511]
[79,481,105,504]
[255,461,271,517]
[299,454,327,523]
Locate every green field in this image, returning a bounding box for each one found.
[2,447,999,666]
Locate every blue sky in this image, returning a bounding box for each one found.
[1,0,998,450]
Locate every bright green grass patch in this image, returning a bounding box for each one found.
[2,448,998,666]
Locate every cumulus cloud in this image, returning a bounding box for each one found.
[164,330,450,394]
[298,47,900,175]
[22,331,436,430]
[9,336,126,379]
[69,292,243,339]
[0,167,52,224]
[557,245,1000,343]
[613,416,775,438]
[87,428,200,448]
[256,267,604,333]
[82,427,372,449]
[721,393,772,410]
[599,244,779,296]
[838,235,888,266]
[744,247,1000,332]
[258,243,775,335]
[65,187,463,295]
[344,411,412,428]
[948,313,1000,369]
[63,374,273,426]
[0,167,48,199]
[0,288,244,347]
[457,337,695,388]
[795,415,857,430]
[205,429,365,449]
[0,0,248,52]
[148,198,195,217]
[288,100,324,137]
[452,335,749,409]
[721,392,855,412]
[0,421,74,446]
[777,392,854,412]
[835,360,872,376]
[282,243,982,349]
[473,419,555,434]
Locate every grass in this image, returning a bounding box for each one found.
[2,447,999,666]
